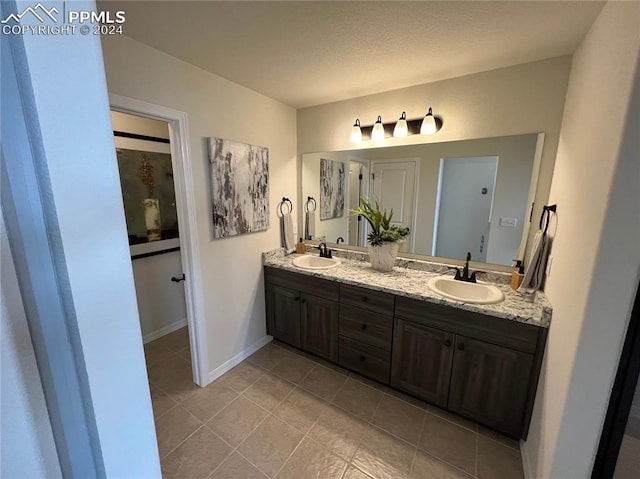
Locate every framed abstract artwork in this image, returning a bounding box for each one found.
[208,138,270,238]
[320,158,345,220]
[114,134,180,258]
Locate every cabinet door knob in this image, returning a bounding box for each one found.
[361,296,369,302]
[444,339,452,347]
[457,343,465,351]
[359,355,366,362]
[300,298,306,304]
[294,296,300,301]
[360,324,367,330]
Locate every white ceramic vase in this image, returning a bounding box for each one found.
[143,198,161,242]
[368,242,400,272]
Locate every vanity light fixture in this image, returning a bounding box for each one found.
[371,115,385,141]
[420,107,437,135]
[393,112,408,138]
[349,108,442,142]
[350,118,362,143]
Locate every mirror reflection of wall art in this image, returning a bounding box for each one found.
[115,134,180,257]
[320,158,345,220]
[209,138,269,238]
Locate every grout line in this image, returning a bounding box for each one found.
[475,428,479,478]
[408,412,427,476]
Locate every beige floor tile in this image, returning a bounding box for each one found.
[308,404,368,461]
[372,394,426,446]
[217,362,267,393]
[271,353,316,384]
[425,404,478,432]
[477,435,524,479]
[144,341,173,367]
[155,406,203,458]
[154,327,190,352]
[273,387,329,434]
[276,437,347,479]
[147,352,191,386]
[352,425,416,479]
[175,343,192,363]
[160,426,231,479]
[243,373,295,411]
[207,396,268,447]
[478,425,520,451]
[331,378,383,422]
[155,372,201,404]
[181,381,239,422]
[410,450,474,479]
[614,434,640,479]
[238,415,304,477]
[419,413,477,475]
[247,342,290,370]
[149,384,178,419]
[211,452,268,479]
[299,364,348,401]
[342,466,374,479]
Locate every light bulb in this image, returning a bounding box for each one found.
[371,115,385,141]
[350,119,362,143]
[420,107,437,135]
[393,112,408,138]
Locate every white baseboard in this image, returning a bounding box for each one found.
[143,318,188,344]
[521,440,533,479]
[207,335,273,384]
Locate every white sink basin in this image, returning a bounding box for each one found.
[427,276,504,304]
[292,255,342,270]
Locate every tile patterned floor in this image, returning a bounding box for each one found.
[145,327,524,479]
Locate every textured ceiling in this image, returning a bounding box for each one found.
[101,1,605,108]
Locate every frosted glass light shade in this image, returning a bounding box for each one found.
[371,115,385,141]
[350,119,362,143]
[420,107,437,135]
[393,112,408,138]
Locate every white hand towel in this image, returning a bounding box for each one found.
[281,213,295,253]
[518,230,549,291]
[305,211,316,240]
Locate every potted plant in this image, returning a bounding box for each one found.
[351,197,410,271]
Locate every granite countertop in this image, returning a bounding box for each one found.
[263,248,552,328]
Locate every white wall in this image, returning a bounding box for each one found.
[110,112,187,341]
[1,216,62,479]
[297,56,572,254]
[101,35,298,377]
[522,2,640,477]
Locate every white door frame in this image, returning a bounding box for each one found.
[109,94,208,387]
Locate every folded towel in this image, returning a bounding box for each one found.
[305,210,316,240]
[281,213,295,253]
[519,230,550,291]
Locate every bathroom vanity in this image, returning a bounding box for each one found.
[263,250,551,439]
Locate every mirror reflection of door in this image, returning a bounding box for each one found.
[347,159,368,247]
[371,160,417,252]
[433,156,499,262]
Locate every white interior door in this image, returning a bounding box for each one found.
[371,160,417,252]
[433,156,498,262]
[348,160,368,247]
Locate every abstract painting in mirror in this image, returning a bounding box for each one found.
[301,133,543,267]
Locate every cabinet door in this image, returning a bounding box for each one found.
[448,335,534,437]
[300,293,339,362]
[391,319,454,407]
[266,283,301,347]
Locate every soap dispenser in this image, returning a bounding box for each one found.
[295,237,306,254]
[511,260,525,290]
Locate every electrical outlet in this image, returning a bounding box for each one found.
[546,256,553,276]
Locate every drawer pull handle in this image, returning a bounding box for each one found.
[457,343,465,351]
[444,339,452,347]
[362,296,369,302]
[360,324,367,330]
[300,299,307,304]
[359,355,366,362]
[294,296,300,302]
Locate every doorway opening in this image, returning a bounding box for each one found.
[432,156,499,262]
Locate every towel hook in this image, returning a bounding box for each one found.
[278,197,293,217]
[305,196,317,213]
[539,204,557,234]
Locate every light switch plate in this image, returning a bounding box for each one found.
[499,217,518,228]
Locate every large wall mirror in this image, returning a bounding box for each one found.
[301,133,544,268]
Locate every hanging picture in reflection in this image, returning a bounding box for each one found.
[319,158,345,220]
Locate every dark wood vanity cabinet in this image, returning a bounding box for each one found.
[265,267,339,362]
[264,266,547,439]
[393,296,546,438]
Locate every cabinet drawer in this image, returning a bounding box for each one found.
[339,304,392,350]
[340,283,394,316]
[338,336,390,384]
[395,296,539,354]
[265,266,339,301]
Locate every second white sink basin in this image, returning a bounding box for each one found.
[427,276,504,304]
[292,255,342,270]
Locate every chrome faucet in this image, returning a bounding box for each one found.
[450,252,484,283]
